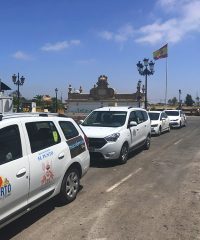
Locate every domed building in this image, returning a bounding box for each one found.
[66,75,144,113]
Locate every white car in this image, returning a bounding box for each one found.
[148,111,170,135]
[0,113,90,229]
[164,110,186,128]
[80,107,151,164]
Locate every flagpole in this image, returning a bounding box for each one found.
[153,43,168,105]
[165,57,168,106]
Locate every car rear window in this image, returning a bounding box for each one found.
[59,121,79,140]
[26,121,61,153]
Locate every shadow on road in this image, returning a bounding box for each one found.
[90,147,143,169]
[0,199,55,239]
[90,158,120,168]
[0,186,84,239]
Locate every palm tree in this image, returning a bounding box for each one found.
[33,95,44,109]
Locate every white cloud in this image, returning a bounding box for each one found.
[12,51,32,60]
[41,40,80,52]
[99,31,113,40]
[136,0,200,45]
[115,24,135,43]
[136,19,182,44]
[99,24,135,43]
[99,0,200,46]
[70,40,81,45]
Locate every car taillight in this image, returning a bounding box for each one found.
[78,124,89,149]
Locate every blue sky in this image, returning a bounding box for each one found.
[0,0,200,103]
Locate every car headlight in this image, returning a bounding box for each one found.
[105,133,120,142]
[151,124,158,127]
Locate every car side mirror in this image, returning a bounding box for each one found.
[128,121,137,127]
[161,118,165,120]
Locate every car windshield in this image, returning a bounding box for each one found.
[81,111,127,127]
[148,112,160,120]
[165,111,179,116]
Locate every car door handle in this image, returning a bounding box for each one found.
[136,128,139,131]
[58,153,65,159]
[16,168,26,178]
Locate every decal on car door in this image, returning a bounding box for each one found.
[0,176,12,199]
[67,135,86,158]
[41,162,54,185]
[37,148,54,161]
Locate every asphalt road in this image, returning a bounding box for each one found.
[1,116,200,240]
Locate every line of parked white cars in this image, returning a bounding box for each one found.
[0,108,186,229]
[148,109,186,135]
[80,107,187,165]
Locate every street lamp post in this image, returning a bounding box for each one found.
[137,58,155,109]
[137,80,142,107]
[179,89,182,109]
[55,88,58,113]
[12,73,25,112]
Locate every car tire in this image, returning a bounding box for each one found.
[144,135,151,150]
[59,168,80,204]
[179,121,182,128]
[118,143,129,164]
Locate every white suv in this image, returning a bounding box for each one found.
[164,110,186,128]
[80,107,151,164]
[0,113,90,229]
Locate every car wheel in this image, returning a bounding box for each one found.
[59,168,80,204]
[179,121,182,128]
[167,125,171,132]
[144,135,151,150]
[118,143,129,164]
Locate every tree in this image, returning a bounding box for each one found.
[33,95,44,109]
[171,97,178,105]
[185,94,195,106]
[9,90,22,111]
[168,97,178,105]
[50,97,64,112]
[168,99,172,105]
[196,96,200,106]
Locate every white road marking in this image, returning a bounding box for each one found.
[174,139,183,145]
[106,168,142,193]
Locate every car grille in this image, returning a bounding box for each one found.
[88,138,107,149]
[90,152,104,159]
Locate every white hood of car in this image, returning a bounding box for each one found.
[80,125,122,138]
[151,120,160,125]
[167,116,180,121]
